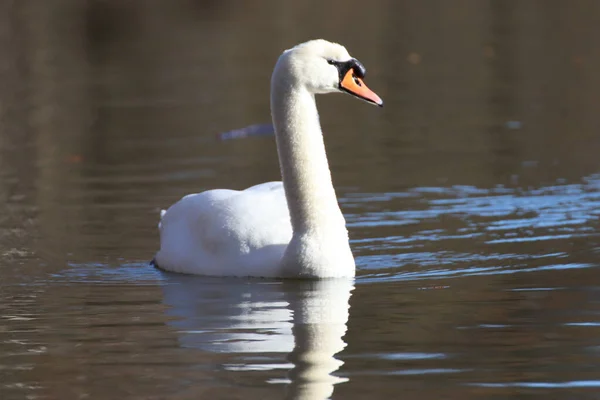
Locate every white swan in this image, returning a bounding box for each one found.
[154,39,382,278]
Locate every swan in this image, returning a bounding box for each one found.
[154,39,383,278]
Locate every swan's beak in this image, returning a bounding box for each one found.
[340,69,383,107]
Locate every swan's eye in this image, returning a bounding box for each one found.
[352,74,362,87]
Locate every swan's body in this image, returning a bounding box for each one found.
[154,39,382,278]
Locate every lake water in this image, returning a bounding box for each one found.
[1,1,600,399]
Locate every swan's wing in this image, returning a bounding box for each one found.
[155,182,292,276]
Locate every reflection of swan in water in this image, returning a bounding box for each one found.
[160,273,353,399]
[284,280,352,399]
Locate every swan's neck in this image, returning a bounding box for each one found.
[271,84,346,235]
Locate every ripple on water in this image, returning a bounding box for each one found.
[349,177,600,283]
[47,262,163,285]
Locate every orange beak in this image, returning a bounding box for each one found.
[340,69,383,107]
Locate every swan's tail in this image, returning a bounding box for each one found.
[152,209,168,269]
[158,209,166,229]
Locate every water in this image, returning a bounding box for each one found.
[2,1,600,399]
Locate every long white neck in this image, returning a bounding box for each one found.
[271,83,346,234]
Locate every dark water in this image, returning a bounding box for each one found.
[2,1,600,399]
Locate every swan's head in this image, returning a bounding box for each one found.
[273,39,383,107]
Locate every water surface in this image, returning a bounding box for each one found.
[1,1,600,399]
